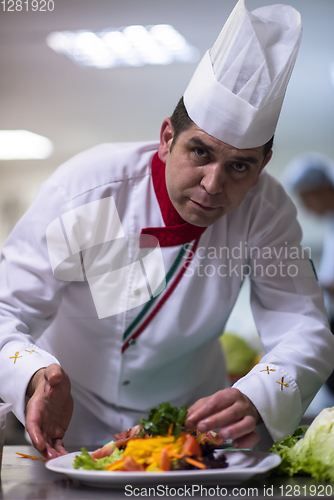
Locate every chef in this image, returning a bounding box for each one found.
[1,0,334,460]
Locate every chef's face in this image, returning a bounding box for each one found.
[300,187,334,216]
[158,119,273,227]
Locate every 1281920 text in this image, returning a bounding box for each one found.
[1,0,54,11]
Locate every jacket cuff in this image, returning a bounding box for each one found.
[233,362,303,442]
[1,341,60,424]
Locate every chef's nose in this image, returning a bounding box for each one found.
[200,163,225,195]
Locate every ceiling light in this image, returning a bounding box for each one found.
[0,130,53,160]
[46,25,199,69]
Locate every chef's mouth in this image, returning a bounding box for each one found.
[190,199,219,212]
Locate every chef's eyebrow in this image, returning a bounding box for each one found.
[187,137,215,153]
[233,155,259,165]
[187,137,260,165]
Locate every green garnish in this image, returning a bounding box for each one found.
[270,407,334,481]
[270,426,308,475]
[140,402,188,439]
[73,447,124,470]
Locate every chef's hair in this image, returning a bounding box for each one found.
[170,97,274,159]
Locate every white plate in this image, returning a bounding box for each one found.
[46,450,281,488]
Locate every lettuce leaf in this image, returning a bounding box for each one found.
[271,407,334,481]
[73,447,124,470]
[270,426,308,475]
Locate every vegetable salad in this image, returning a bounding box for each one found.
[73,402,228,473]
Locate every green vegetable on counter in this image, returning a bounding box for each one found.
[270,407,334,481]
[270,426,308,475]
[140,402,188,439]
[73,447,124,470]
[220,332,259,376]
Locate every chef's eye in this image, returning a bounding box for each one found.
[232,162,248,172]
[192,147,211,163]
[194,148,207,157]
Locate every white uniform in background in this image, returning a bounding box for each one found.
[283,151,334,325]
[0,142,333,445]
[318,215,334,323]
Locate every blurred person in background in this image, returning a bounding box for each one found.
[284,152,334,391]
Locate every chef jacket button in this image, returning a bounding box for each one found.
[129,339,136,346]
[123,380,130,385]
[134,289,141,296]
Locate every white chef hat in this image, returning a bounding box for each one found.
[183,0,302,149]
[283,152,334,193]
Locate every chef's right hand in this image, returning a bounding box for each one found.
[25,364,74,460]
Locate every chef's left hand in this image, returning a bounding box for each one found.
[185,388,260,449]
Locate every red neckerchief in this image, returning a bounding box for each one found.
[140,152,207,247]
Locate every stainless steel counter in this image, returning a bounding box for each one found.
[1,445,334,499]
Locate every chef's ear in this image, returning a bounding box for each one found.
[252,150,273,186]
[158,118,174,163]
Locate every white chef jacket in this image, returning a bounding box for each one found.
[318,213,334,321]
[0,141,333,445]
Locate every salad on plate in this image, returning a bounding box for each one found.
[73,402,228,473]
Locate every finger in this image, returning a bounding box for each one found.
[44,441,60,460]
[45,364,64,386]
[232,430,260,449]
[187,395,219,420]
[218,415,257,441]
[186,397,207,418]
[53,438,68,456]
[186,389,237,426]
[29,430,49,458]
[27,421,66,459]
[196,399,250,433]
[25,418,47,453]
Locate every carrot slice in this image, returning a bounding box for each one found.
[184,457,207,469]
[16,452,46,461]
[105,458,126,471]
[159,448,171,471]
